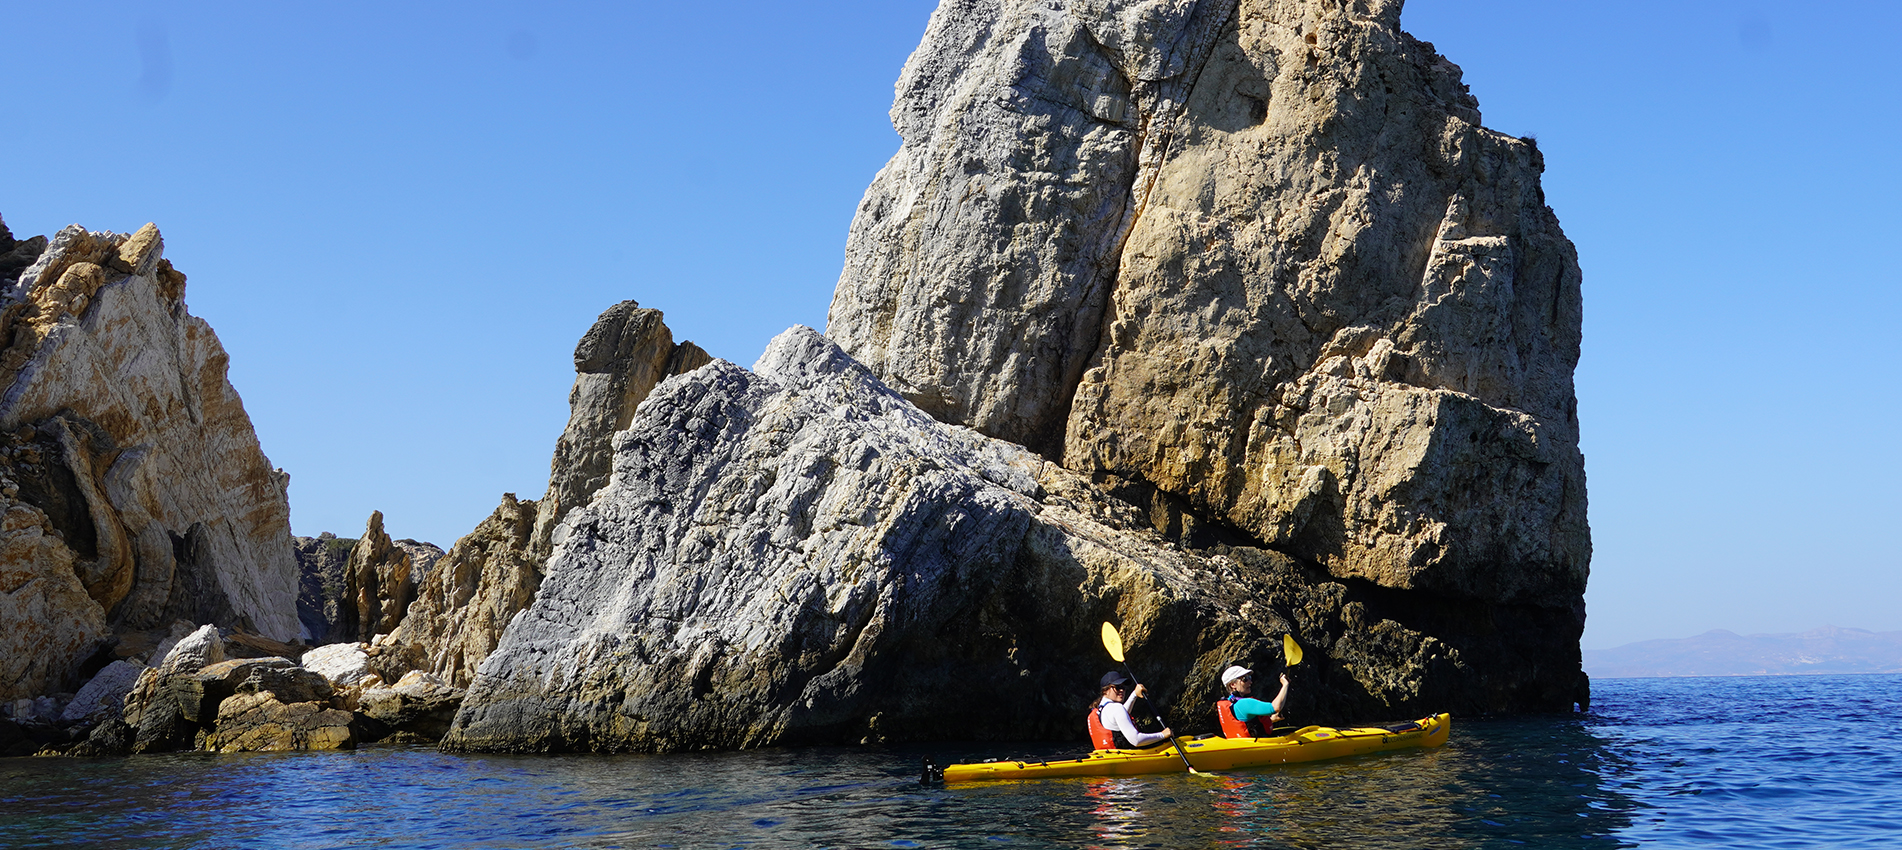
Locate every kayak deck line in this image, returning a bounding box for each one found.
[937,713,1451,782]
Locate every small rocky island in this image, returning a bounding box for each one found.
[2,0,1589,757]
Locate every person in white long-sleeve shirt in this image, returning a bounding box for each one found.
[1087,671,1175,750]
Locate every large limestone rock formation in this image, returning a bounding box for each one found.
[829,0,1588,702]
[444,328,1522,753]
[392,301,709,687]
[0,221,301,701]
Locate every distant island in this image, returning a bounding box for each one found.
[1584,626,1902,678]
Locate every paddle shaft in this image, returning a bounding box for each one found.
[1113,661,1199,774]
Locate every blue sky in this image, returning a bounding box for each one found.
[3,1,1896,650]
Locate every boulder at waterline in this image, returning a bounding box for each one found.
[356,671,462,744]
[204,692,355,753]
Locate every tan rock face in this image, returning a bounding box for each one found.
[393,301,708,688]
[341,511,414,641]
[1063,0,1585,606]
[389,495,541,688]
[0,223,301,701]
[831,2,1586,611]
[0,498,106,701]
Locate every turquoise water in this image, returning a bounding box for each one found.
[2,674,1897,848]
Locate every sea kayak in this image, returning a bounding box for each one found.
[937,713,1451,782]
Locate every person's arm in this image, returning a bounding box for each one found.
[1270,672,1290,717]
[1104,700,1173,747]
[1229,697,1277,721]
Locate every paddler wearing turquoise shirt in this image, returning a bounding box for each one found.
[1214,664,1290,738]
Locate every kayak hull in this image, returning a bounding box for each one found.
[941,713,1451,782]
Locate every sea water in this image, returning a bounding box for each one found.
[2,674,1897,849]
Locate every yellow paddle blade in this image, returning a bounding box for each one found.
[1101,622,1126,663]
[1283,634,1304,667]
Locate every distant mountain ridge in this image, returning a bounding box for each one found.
[1584,627,1902,678]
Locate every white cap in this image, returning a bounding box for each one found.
[1220,665,1253,686]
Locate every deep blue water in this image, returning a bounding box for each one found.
[2,674,1897,849]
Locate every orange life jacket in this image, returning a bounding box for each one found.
[1215,696,1269,738]
[1087,701,1133,750]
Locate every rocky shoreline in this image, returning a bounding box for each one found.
[3,0,1591,758]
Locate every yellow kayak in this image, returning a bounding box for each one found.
[937,713,1451,782]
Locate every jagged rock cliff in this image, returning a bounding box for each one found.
[0,220,300,701]
[830,0,1587,703]
[393,301,708,688]
[446,328,1552,753]
[294,528,442,645]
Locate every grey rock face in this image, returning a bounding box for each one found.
[829,0,1240,456]
[393,301,708,688]
[0,216,47,291]
[535,300,713,551]
[444,327,1545,753]
[60,660,145,724]
[394,539,444,579]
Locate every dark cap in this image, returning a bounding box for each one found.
[1100,671,1132,688]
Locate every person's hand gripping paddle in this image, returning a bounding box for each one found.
[1099,622,1206,775]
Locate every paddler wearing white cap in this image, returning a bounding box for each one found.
[1213,665,1291,738]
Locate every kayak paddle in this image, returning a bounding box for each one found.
[1265,634,1303,735]
[1099,621,1204,775]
